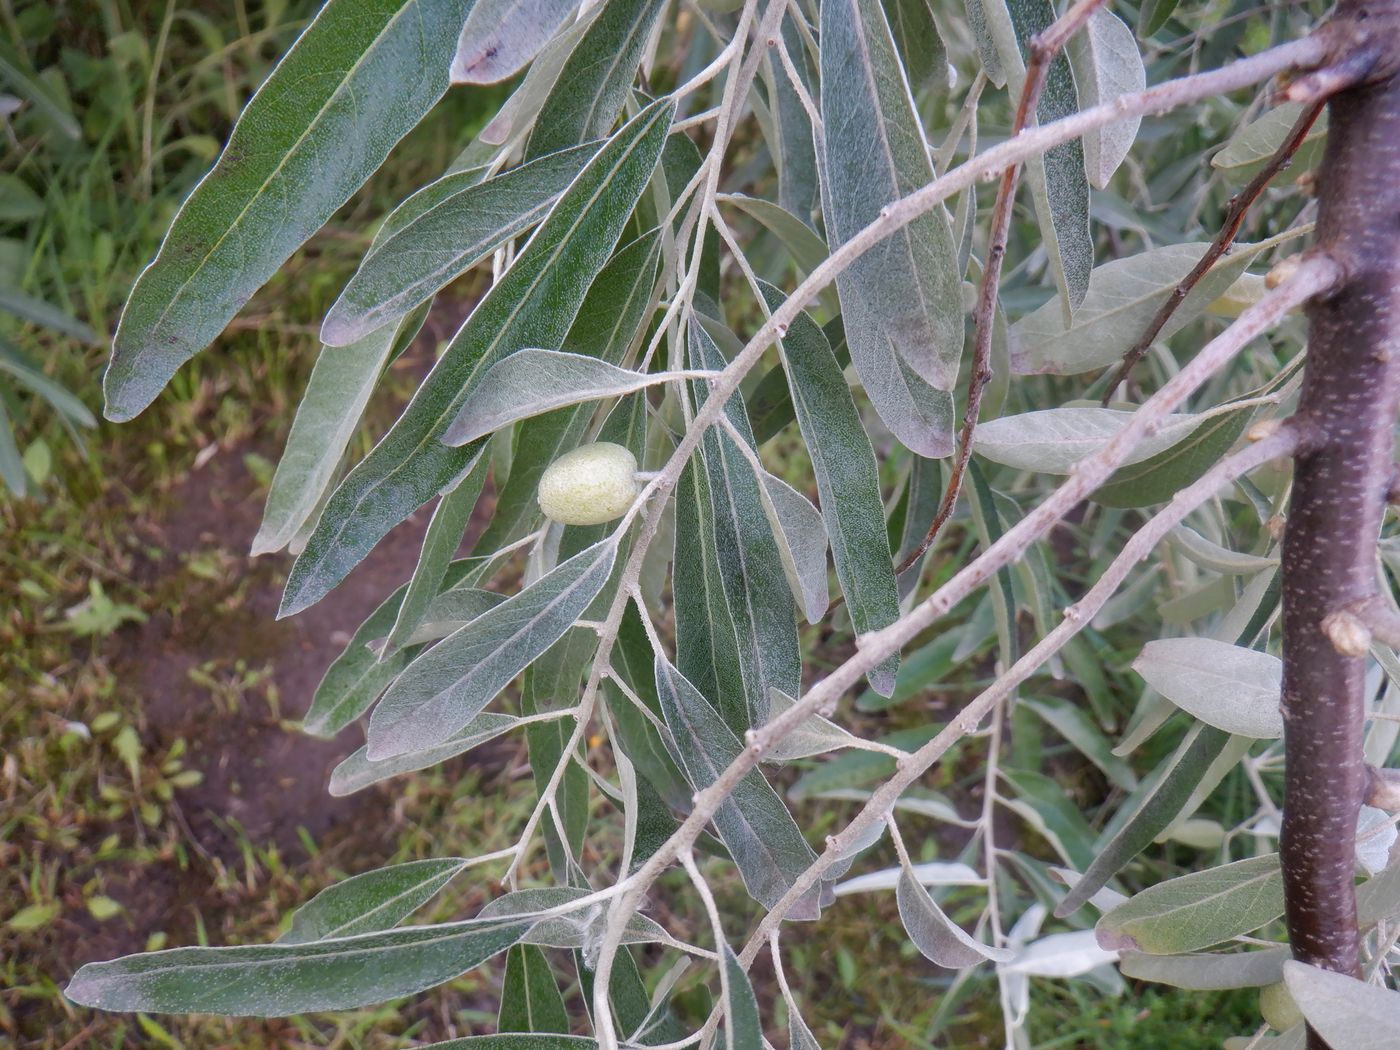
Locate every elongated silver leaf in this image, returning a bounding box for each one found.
[281,98,672,616]
[756,472,830,625]
[64,917,527,1016]
[1118,947,1290,991]
[525,0,666,159]
[1065,10,1145,189]
[367,538,618,760]
[654,657,823,918]
[761,283,900,694]
[322,143,599,345]
[1010,229,1306,375]
[1284,961,1400,1049]
[104,0,472,421]
[280,858,469,943]
[897,860,1011,967]
[819,0,963,394]
[1132,638,1283,738]
[722,945,763,1050]
[447,350,687,445]
[330,712,521,795]
[452,0,581,84]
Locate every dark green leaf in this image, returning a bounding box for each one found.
[722,945,763,1050]
[281,859,469,943]
[499,944,570,1033]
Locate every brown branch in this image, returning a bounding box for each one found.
[896,0,1108,577]
[1102,97,1327,404]
[1279,9,1399,1048]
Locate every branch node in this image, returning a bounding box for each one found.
[1322,609,1372,657]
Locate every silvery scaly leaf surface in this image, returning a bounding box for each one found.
[451,0,583,84]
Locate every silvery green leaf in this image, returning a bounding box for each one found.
[1096,854,1284,954]
[964,0,1006,86]
[280,858,469,943]
[1020,696,1137,792]
[882,0,948,101]
[675,319,800,733]
[103,0,472,421]
[1092,402,1255,509]
[499,944,569,1033]
[1117,946,1290,990]
[477,887,668,949]
[1132,638,1283,738]
[525,0,667,159]
[1169,525,1278,575]
[386,587,511,649]
[413,1039,599,1050]
[1056,722,1231,917]
[722,945,763,1050]
[761,283,899,693]
[766,11,819,223]
[654,658,823,917]
[896,859,1011,966]
[367,538,618,760]
[819,0,963,394]
[717,194,828,278]
[64,916,527,1015]
[251,315,407,556]
[999,931,1119,977]
[1137,0,1180,35]
[446,350,688,445]
[1283,962,1400,1050]
[972,405,1231,474]
[378,455,489,658]
[322,143,599,345]
[834,861,982,896]
[1356,805,1397,876]
[281,98,672,616]
[756,473,830,625]
[451,0,581,84]
[301,567,490,737]
[763,688,860,762]
[1066,11,1145,189]
[1010,229,1304,375]
[477,229,661,552]
[1212,103,1328,182]
[981,0,1092,314]
[329,712,521,795]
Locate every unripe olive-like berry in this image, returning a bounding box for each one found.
[537,442,640,526]
[1259,981,1304,1032]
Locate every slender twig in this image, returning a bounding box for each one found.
[1103,98,1328,403]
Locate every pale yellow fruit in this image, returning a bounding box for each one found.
[1259,980,1304,1032]
[537,442,640,526]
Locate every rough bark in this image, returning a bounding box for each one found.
[1280,0,1400,1034]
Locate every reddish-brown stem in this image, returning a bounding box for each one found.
[1103,97,1327,404]
[1279,6,1400,1047]
[896,0,1107,576]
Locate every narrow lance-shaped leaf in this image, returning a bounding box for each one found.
[452,0,582,84]
[721,945,763,1050]
[64,916,528,1016]
[103,0,473,421]
[1284,961,1400,1050]
[476,228,661,552]
[367,537,618,760]
[1117,946,1290,991]
[499,944,570,1033]
[524,0,667,160]
[413,1038,600,1050]
[766,10,819,224]
[897,856,1012,967]
[323,143,600,346]
[819,0,963,393]
[761,282,899,694]
[1096,854,1284,955]
[882,0,949,103]
[756,471,830,626]
[1065,10,1146,189]
[679,318,801,732]
[447,350,698,445]
[654,657,824,918]
[280,858,470,944]
[378,455,490,658]
[281,97,673,617]
[330,712,521,795]
[1010,228,1305,375]
[252,303,428,557]
[1133,638,1283,738]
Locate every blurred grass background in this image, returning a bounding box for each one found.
[0,2,1268,1047]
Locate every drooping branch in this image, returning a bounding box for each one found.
[1278,4,1400,1018]
[897,0,1108,576]
[1103,97,1328,403]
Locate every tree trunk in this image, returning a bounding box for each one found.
[1280,3,1400,1045]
